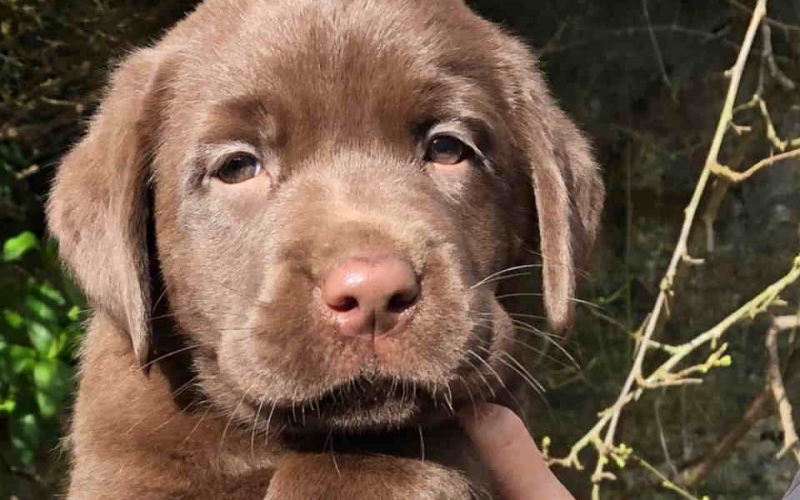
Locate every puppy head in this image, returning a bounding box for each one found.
[48,0,603,433]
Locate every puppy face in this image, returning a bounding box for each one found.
[48,0,603,434]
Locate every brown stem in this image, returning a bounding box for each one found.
[766,315,800,464]
[680,385,772,487]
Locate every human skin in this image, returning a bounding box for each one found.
[461,404,576,500]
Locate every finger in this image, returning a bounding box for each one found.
[459,403,575,500]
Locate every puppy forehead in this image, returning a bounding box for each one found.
[168,0,504,110]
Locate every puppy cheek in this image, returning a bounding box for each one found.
[216,332,257,389]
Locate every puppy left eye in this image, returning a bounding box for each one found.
[215,153,262,184]
[425,136,468,165]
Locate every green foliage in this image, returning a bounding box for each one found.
[0,230,83,468]
[0,145,84,474]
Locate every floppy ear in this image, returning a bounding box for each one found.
[510,50,605,332]
[47,48,165,365]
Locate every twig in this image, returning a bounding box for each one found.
[539,25,743,57]
[755,98,800,151]
[710,147,800,183]
[761,22,796,91]
[592,2,767,494]
[15,164,41,181]
[650,254,800,377]
[701,133,756,252]
[766,315,800,464]
[654,390,680,478]
[642,0,677,102]
[628,451,704,500]
[722,0,800,33]
[550,253,800,488]
[679,384,772,486]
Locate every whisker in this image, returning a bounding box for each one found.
[443,381,455,414]
[181,402,213,446]
[467,350,507,393]
[124,374,200,435]
[418,425,426,463]
[149,309,244,322]
[263,400,278,446]
[140,344,201,372]
[509,320,577,368]
[482,347,545,394]
[455,373,478,417]
[469,264,543,290]
[329,431,341,477]
[171,375,200,398]
[219,383,254,455]
[471,272,533,289]
[504,335,574,369]
[470,320,572,369]
[468,348,534,421]
[507,312,549,322]
[474,311,553,329]
[251,395,266,460]
[150,280,175,316]
[521,247,592,280]
[151,397,202,434]
[463,354,495,398]
[495,292,604,310]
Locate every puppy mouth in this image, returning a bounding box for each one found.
[245,373,469,434]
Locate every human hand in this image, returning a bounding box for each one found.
[460,404,576,500]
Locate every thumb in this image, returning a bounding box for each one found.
[459,403,575,500]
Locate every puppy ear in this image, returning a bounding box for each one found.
[47,49,165,365]
[511,50,605,331]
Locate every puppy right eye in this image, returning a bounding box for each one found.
[215,153,262,184]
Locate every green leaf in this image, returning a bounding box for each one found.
[10,413,41,465]
[2,309,24,329]
[35,391,57,418]
[33,359,72,417]
[47,331,67,358]
[9,345,36,374]
[0,399,15,413]
[37,282,66,306]
[3,231,38,262]
[33,359,71,393]
[27,321,53,355]
[67,305,81,322]
[26,296,58,324]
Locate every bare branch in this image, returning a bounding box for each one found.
[590,3,768,494]
[710,148,800,183]
[550,254,800,495]
[642,0,677,102]
[679,385,772,487]
[761,22,796,91]
[766,315,800,464]
[722,0,800,33]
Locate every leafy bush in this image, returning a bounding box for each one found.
[0,143,84,478]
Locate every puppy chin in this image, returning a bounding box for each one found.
[275,378,463,435]
[295,400,420,434]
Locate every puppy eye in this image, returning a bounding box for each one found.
[215,153,262,184]
[426,136,467,165]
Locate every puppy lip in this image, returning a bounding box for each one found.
[271,374,428,407]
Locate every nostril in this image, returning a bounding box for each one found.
[329,295,359,312]
[386,287,419,313]
[321,254,420,336]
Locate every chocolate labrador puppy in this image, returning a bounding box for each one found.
[47,0,604,498]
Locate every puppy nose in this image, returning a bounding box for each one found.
[322,255,420,337]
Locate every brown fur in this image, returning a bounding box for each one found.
[47,0,604,498]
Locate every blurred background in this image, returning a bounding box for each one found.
[1,0,798,498]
